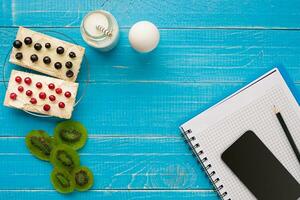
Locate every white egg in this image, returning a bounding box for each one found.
[129,21,160,53]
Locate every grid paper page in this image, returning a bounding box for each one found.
[190,86,300,199]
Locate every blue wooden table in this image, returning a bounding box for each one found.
[0,0,300,199]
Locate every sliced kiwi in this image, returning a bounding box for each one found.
[50,144,80,172]
[51,167,75,194]
[72,166,94,191]
[54,121,88,150]
[25,130,54,161]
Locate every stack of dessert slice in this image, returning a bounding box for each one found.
[4,27,85,119]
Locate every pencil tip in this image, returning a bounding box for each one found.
[273,105,279,113]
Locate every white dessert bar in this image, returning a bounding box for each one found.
[4,70,79,119]
[10,27,85,82]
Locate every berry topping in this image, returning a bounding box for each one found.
[66,70,74,78]
[43,104,51,111]
[58,102,65,108]
[64,91,71,98]
[43,56,51,64]
[48,83,55,90]
[24,77,32,85]
[18,86,24,92]
[24,37,32,45]
[10,93,17,100]
[30,54,38,62]
[15,52,23,60]
[65,61,73,69]
[13,40,22,48]
[49,95,56,101]
[69,52,76,58]
[45,43,51,49]
[26,90,33,97]
[39,92,47,99]
[34,43,42,51]
[15,76,22,83]
[30,98,37,104]
[36,82,42,89]
[56,46,64,54]
[54,62,62,69]
[55,88,62,94]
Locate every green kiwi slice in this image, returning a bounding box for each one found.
[51,167,75,194]
[54,121,88,150]
[25,130,54,161]
[50,144,80,172]
[72,166,94,191]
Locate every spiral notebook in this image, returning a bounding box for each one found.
[180,68,300,199]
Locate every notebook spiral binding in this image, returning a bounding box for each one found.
[181,128,231,200]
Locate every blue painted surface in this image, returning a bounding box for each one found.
[0,0,300,199]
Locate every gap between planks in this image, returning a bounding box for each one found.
[0,80,300,84]
[0,135,184,138]
[0,189,215,192]
[2,26,300,31]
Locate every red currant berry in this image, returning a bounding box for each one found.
[39,92,46,99]
[55,88,62,94]
[30,98,37,104]
[24,77,32,85]
[10,93,17,100]
[49,95,56,101]
[48,83,55,90]
[36,82,42,89]
[15,76,22,83]
[26,90,33,97]
[58,102,65,108]
[18,86,24,92]
[43,104,50,111]
[64,91,71,98]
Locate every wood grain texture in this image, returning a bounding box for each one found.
[0,190,218,200]
[1,0,300,199]
[1,28,300,84]
[1,0,300,29]
[0,137,212,189]
[1,28,300,137]
[1,81,299,136]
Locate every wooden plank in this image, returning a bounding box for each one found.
[1,28,300,84]
[0,155,211,189]
[0,137,213,189]
[1,0,300,29]
[4,81,297,136]
[0,190,218,200]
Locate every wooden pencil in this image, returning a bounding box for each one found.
[274,106,300,164]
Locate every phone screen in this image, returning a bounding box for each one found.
[221,130,300,200]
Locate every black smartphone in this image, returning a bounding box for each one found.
[221,130,300,200]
